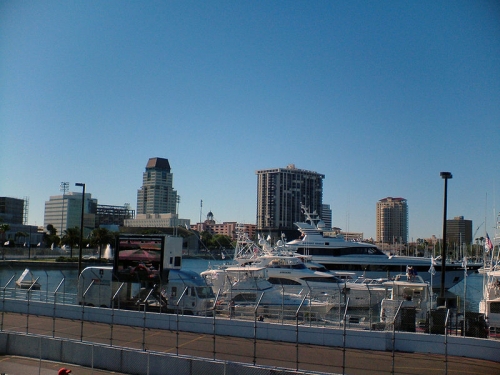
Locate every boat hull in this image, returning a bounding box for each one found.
[309,255,478,290]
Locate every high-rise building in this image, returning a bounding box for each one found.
[0,197,24,224]
[376,197,408,244]
[321,204,332,229]
[44,192,97,236]
[137,157,178,215]
[446,216,472,246]
[256,164,324,236]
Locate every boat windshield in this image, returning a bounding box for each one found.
[301,276,342,283]
[196,286,215,299]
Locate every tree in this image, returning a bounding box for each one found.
[89,228,114,259]
[0,223,10,243]
[61,227,80,258]
[43,224,60,249]
[14,231,29,246]
[0,223,9,260]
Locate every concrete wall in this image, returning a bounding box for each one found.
[2,298,499,362]
[0,332,308,375]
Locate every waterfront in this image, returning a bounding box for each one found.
[0,257,484,313]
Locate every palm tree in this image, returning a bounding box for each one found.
[61,227,80,258]
[89,228,114,260]
[14,231,29,246]
[0,223,10,260]
[0,223,10,242]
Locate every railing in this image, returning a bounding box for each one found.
[1,272,494,339]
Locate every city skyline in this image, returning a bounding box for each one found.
[1,2,499,240]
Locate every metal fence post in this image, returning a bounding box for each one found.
[142,287,155,351]
[391,301,404,375]
[254,292,265,366]
[342,297,350,375]
[296,294,307,371]
[26,279,40,334]
[110,282,125,346]
[1,275,15,332]
[213,289,221,360]
[444,308,450,375]
[81,280,95,341]
[53,278,65,338]
[176,286,188,356]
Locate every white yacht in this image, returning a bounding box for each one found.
[285,206,480,290]
[200,265,335,317]
[231,226,385,308]
[479,230,500,333]
[380,273,436,325]
[479,268,500,332]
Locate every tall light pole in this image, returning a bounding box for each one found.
[60,182,69,250]
[75,183,86,276]
[439,172,452,301]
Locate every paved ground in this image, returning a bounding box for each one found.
[1,313,499,375]
[0,355,129,375]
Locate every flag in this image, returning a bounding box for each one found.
[485,233,493,253]
[428,256,436,276]
[462,256,468,277]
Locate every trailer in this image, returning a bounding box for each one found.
[78,234,215,315]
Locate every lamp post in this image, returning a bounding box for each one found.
[75,183,86,276]
[60,182,69,254]
[439,172,452,301]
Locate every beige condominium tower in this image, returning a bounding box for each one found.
[376,197,408,244]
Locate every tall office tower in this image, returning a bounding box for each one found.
[321,204,332,229]
[446,216,472,247]
[376,197,408,244]
[137,157,178,215]
[256,164,324,233]
[44,192,97,235]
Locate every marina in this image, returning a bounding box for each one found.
[0,257,487,325]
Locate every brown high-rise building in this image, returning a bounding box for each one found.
[446,216,472,246]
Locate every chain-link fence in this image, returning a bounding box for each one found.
[2,309,498,375]
[2,278,499,375]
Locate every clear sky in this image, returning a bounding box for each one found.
[1,1,499,241]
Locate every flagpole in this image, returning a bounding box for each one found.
[463,256,467,326]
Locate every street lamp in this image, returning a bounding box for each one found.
[60,182,69,254]
[439,172,452,302]
[75,183,86,275]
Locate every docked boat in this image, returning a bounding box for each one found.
[201,265,335,317]
[479,230,500,332]
[229,224,386,308]
[479,268,500,332]
[285,205,480,290]
[380,272,436,326]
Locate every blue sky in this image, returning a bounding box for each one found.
[1,1,499,241]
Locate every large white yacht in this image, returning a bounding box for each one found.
[200,265,335,317]
[231,226,385,308]
[284,206,480,290]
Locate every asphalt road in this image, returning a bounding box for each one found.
[1,312,499,375]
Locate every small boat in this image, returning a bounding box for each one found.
[379,272,436,328]
[15,268,41,290]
